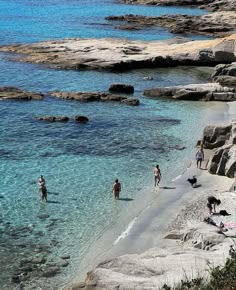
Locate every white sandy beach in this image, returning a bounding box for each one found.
[64,101,236,289]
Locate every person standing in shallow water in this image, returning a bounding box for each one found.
[38,175,47,202]
[154,165,161,187]
[112,179,121,200]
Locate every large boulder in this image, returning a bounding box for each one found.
[225,145,236,177]
[203,124,232,149]
[75,115,89,123]
[204,120,236,177]
[212,62,236,78]
[109,83,134,94]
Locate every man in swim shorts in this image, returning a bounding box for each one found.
[154,165,161,187]
[112,179,121,200]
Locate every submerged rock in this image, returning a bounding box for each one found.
[35,116,69,122]
[42,266,60,278]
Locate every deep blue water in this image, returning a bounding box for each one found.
[0,0,215,289]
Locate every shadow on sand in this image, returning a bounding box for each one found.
[159,186,176,190]
[193,184,202,188]
[118,198,134,201]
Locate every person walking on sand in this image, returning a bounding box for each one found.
[196,146,204,169]
[207,196,221,214]
[154,164,161,187]
[112,179,121,200]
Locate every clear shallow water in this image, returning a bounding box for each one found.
[0,0,209,44]
[0,0,216,289]
[0,63,214,289]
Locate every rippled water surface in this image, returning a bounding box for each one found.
[0,0,216,289]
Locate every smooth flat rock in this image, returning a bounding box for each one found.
[1,35,236,71]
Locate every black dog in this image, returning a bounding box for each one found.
[187,176,197,187]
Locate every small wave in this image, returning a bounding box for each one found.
[113,217,137,246]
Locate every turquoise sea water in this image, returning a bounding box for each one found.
[0,0,216,289]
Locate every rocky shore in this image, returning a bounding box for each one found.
[143,62,236,100]
[106,12,236,37]
[0,35,236,71]
[116,0,236,42]
[120,0,236,12]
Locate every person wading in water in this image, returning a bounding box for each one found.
[112,179,121,200]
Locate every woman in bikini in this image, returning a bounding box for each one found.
[112,179,121,200]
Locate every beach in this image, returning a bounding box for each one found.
[0,0,235,289]
[66,101,235,289]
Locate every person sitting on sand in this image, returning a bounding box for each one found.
[112,179,121,200]
[207,196,221,214]
[154,165,161,187]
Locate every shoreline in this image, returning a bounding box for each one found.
[64,100,235,289]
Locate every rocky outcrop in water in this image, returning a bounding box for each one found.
[35,116,69,122]
[0,86,44,100]
[212,62,236,86]
[1,35,236,71]
[51,91,139,105]
[75,115,89,123]
[203,120,236,177]
[106,12,236,37]
[109,83,134,94]
[144,83,236,101]
[120,0,236,12]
